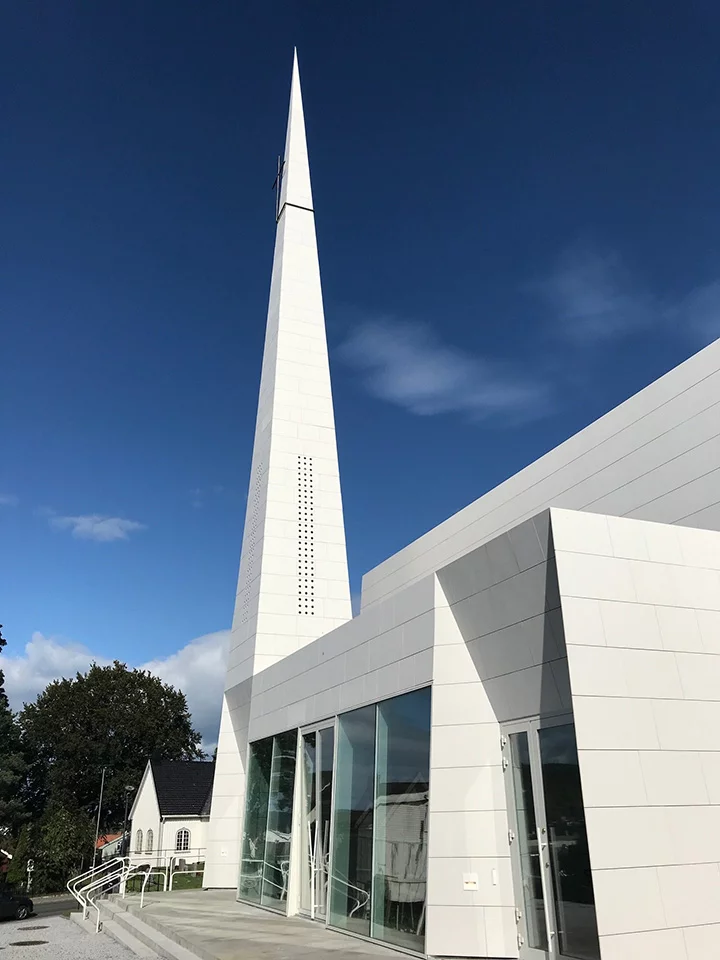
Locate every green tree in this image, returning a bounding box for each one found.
[0,625,27,838]
[19,661,204,829]
[8,805,95,895]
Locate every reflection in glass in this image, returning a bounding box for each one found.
[261,730,298,908]
[372,688,431,952]
[238,737,273,902]
[509,732,548,951]
[539,724,600,960]
[299,732,317,915]
[317,727,335,919]
[329,705,376,936]
[300,728,335,919]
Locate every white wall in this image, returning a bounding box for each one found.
[362,337,720,610]
[157,818,207,866]
[204,685,251,888]
[247,575,435,742]
[554,508,720,960]
[428,513,571,958]
[129,764,160,863]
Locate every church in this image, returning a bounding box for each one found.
[202,51,720,960]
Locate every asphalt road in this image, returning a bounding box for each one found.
[32,896,77,918]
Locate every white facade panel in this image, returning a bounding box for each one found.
[362,339,720,610]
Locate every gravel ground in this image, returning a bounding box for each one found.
[0,914,132,958]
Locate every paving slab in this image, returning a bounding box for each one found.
[0,913,132,959]
[114,890,408,960]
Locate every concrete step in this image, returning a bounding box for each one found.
[72,907,160,958]
[102,918,159,958]
[101,898,200,960]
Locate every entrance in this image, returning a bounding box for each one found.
[299,724,335,920]
[502,717,600,960]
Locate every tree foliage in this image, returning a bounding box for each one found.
[19,661,204,828]
[8,805,95,895]
[0,625,27,838]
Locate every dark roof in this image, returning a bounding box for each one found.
[150,760,215,817]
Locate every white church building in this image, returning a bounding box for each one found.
[202,52,720,960]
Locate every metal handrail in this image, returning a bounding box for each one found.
[67,856,128,912]
[84,860,135,932]
[139,868,168,908]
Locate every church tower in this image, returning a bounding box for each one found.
[204,52,352,887]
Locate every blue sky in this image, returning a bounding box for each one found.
[2,2,720,741]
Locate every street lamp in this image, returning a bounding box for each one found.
[122,785,135,856]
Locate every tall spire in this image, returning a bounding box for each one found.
[204,51,352,888]
[223,49,352,690]
[223,58,351,689]
[278,49,313,215]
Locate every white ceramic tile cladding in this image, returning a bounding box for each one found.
[362,338,720,609]
[554,509,720,949]
[205,56,351,887]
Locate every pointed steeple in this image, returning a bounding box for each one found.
[225,51,352,689]
[204,50,352,890]
[278,50,313,214]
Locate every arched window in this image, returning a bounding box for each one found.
[135,829,143,854]
[175,828,190,852]
[145,829,154,854]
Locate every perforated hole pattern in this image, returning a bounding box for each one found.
[297,455,315,615]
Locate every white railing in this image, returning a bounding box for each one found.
[67,857,128,915]
[127,845,205,868]
[138,868,168,908]
[67,845,206,929]
[84,859,133,932]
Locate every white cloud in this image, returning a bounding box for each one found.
[541,246,720,349]
[541,248,653,342]
[0,494,18,507]
[670,280,720,343]
[2,633,111,710]
[143,630,230,749]
[3,629,230,749]
[50,514,146,542]
[339,319,550,422]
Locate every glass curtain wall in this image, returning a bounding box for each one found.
[300,727,335,920]
[538,724,599,960]
[238,730,298,909]
[372,689,431,951]
[330,688,431,952]
[329,705,376,936]
[299,732,317,915]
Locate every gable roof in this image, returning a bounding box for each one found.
[150,760,215,817]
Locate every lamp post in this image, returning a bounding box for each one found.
[92,767,106,867]
[122,785,135,856]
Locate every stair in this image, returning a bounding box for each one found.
[70,898,199,960]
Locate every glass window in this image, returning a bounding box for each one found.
[145,829,154,855]
[509,731,547,951]
[372,687,431,952]
[299,732,317,915]
[239,737,273,902]
[238,730,298,910]
[329,704,376,936]
[261,730,298,909]
[135,830,143,854]
[175,828,190,852]
[538,724,599,960]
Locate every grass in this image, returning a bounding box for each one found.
[124,868,204,894]
[169,873,203,891]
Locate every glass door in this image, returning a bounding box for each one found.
[502,718,600,960]
[299,724,335,920]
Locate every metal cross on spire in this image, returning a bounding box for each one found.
[272,155,285,222]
